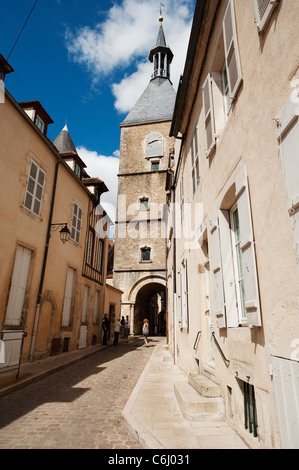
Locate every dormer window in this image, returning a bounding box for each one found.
[74,163,81,178]
[35,115,45,133]
[19,100,54,137]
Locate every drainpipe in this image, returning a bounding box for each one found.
[171,135,185,365]
[29,158,61,361]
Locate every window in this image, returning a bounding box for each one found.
[93,290,99,323]
[151,161,160,172]
[61,267,75,327]
[140,198,149,210]
[190,128,200,193]
[24,160,46,216]
[35,115,45,133]
[74,163,81,178]
[230,205,246,323]
[254,0,280,33]
[71,203,82,243]
[96,239,103,273]
[177,259,189,330]
[202,0,242,156]
[210,167,261,328]
[242,381,258,437]
[87,230,94,265]
[4,245,32,326]
[141,247,151,262]
[81,286,89,323]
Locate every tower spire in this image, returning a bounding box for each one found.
[148,11,173,81]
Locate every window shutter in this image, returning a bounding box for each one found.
[235,168,261,327]
[81,286,89,323]
[218,210,239,328]
[202,74,216,156]
[277,95,299,267]
[5,246,32,326]
[223,0,242,99]
[177,268,183,326]
[61,267,75,326]
[181,260,189,329]
[254,0,279,33]
[210,214,226,328]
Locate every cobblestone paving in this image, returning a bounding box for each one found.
[0,337,158,449]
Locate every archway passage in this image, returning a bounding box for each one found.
[134,282,166,336]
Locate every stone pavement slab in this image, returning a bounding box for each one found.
[121,339,249,449]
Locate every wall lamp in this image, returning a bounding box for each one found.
[51,223,71,243]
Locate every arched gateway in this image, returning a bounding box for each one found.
[129,276,166,336]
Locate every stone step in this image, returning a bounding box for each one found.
[188,373,220,398]
[174,381,225,422]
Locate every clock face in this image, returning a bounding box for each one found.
[145,132,163,157]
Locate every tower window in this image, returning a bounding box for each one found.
[151,161,160,172]
[141,247,151,262]
[140,198,149,210]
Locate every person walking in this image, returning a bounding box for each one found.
[120,315,125,339]
[142,318,149,347]
[124,315,130,342]
[113,317,121,346]
[102,313,109,345]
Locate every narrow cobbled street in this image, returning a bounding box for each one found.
[0,337,156,449]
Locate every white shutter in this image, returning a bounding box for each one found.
[223,0,242,99]
[272,356,299,449]
[61,267,75,326]
[5,246,32,326]
[202,74,216,156]
[210,214,226,328]
[235,168,261,327]
[254,0,280,33]
[181,260,189,329]
[277,97,299,267]
[177,268,183,326]
[218,210,239,327]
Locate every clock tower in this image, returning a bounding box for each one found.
[113,16,176,337]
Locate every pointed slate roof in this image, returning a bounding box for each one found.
[53,123,77,154]
[121,77,176,126]
[121,19,175,126]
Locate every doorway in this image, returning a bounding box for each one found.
[133,282,166,336]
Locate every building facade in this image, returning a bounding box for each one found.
[113,17,175,336]
[167,0,299,449]
[0,59,122,368]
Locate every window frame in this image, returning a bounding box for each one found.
[190,127,200,193]
[140,247,151,263]
[24,160,46,217]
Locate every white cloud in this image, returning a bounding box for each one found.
[66,0,195,112]
[76,146,119,224]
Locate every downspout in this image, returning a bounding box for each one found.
[171,134,185,365]
[29,158,61,361]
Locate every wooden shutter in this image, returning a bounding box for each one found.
[235,168,261,327]
[210,214,226,328]
[202,74,216,156]
[218,210,239,327]
[223,0,242,99]
[5,246,32,326]
[61,267,75,326]
[177,268,183,326]
[254,0,280,33]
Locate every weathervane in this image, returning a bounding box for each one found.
[159,3,164,22]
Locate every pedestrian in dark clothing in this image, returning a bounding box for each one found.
[113,317,121,346]
[102,313,109,345]
[120,315,125,338]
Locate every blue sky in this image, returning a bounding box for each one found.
[1,0,195,222]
